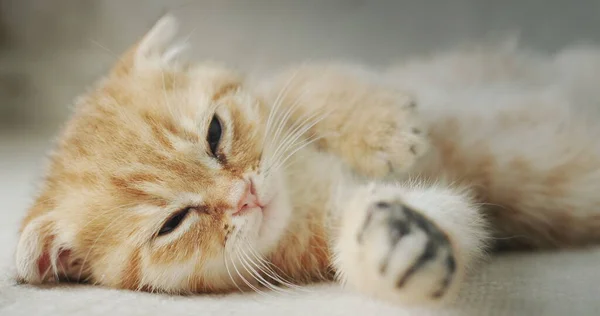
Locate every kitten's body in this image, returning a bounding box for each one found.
[390,46,600,249]
[15,17,600,304]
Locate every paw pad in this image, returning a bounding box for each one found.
[359,200,457,300]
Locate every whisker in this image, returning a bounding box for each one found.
[262,88,316,167]
[232,247,273,298]
[267,87,313,158]
[263,68,302,146]
[181,26,198,47]
[225,226,271,297]
[268,134,326,175]
[89,39,120,60]
[243,242,305,293]
[243,238,308,293]
[236,242,290,295]
[223,226,245,294]
[224,250,246,294]
[265,108,334,176]
[265,106,327,172]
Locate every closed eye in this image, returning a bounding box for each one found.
[157,207,191,236]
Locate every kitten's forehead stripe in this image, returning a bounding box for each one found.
[211,83,241,102]
[110,176,160,205]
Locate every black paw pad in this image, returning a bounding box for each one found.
[367,200,456,297]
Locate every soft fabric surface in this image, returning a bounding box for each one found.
[2,136,600,316]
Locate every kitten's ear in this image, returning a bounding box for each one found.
[15,214,81,284]
[112,14,188,76]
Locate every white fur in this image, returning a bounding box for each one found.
[331,181,487,305]
[15,216,47,283]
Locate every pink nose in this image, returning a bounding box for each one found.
[236,180,259,214]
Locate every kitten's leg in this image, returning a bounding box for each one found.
[333,182,489,304]
[259,64,428,178]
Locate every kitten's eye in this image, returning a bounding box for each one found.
[207,114,222,157]
[158,208,191,236]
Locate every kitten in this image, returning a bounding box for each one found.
[14,15,600,305]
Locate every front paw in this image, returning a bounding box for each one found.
[363,201,456,299]
[336,189,458,304]
[339,91,429,178]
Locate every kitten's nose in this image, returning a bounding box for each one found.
[235,180,259,215]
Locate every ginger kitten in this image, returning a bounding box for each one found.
[15,16,600,305]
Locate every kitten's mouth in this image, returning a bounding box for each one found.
[232,205,261,217]
[232,198,271,217]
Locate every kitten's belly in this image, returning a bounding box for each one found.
[412,84,600,216]
[416,91,554,174]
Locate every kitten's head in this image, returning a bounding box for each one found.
[15,16,293,293]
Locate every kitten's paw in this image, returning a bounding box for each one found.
[337,188,459,304]
[361,201,456,300]
[342,92,429,178]
[270,64,428,178]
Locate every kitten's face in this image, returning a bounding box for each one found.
[15,16,293,293]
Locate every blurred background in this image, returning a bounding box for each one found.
[0,0,600,213]
[1,0,600,138]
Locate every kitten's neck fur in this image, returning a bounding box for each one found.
[266,148,346,283]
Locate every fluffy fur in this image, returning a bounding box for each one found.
[14,16,600,305]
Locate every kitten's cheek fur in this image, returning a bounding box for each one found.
[333,183,489,305]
